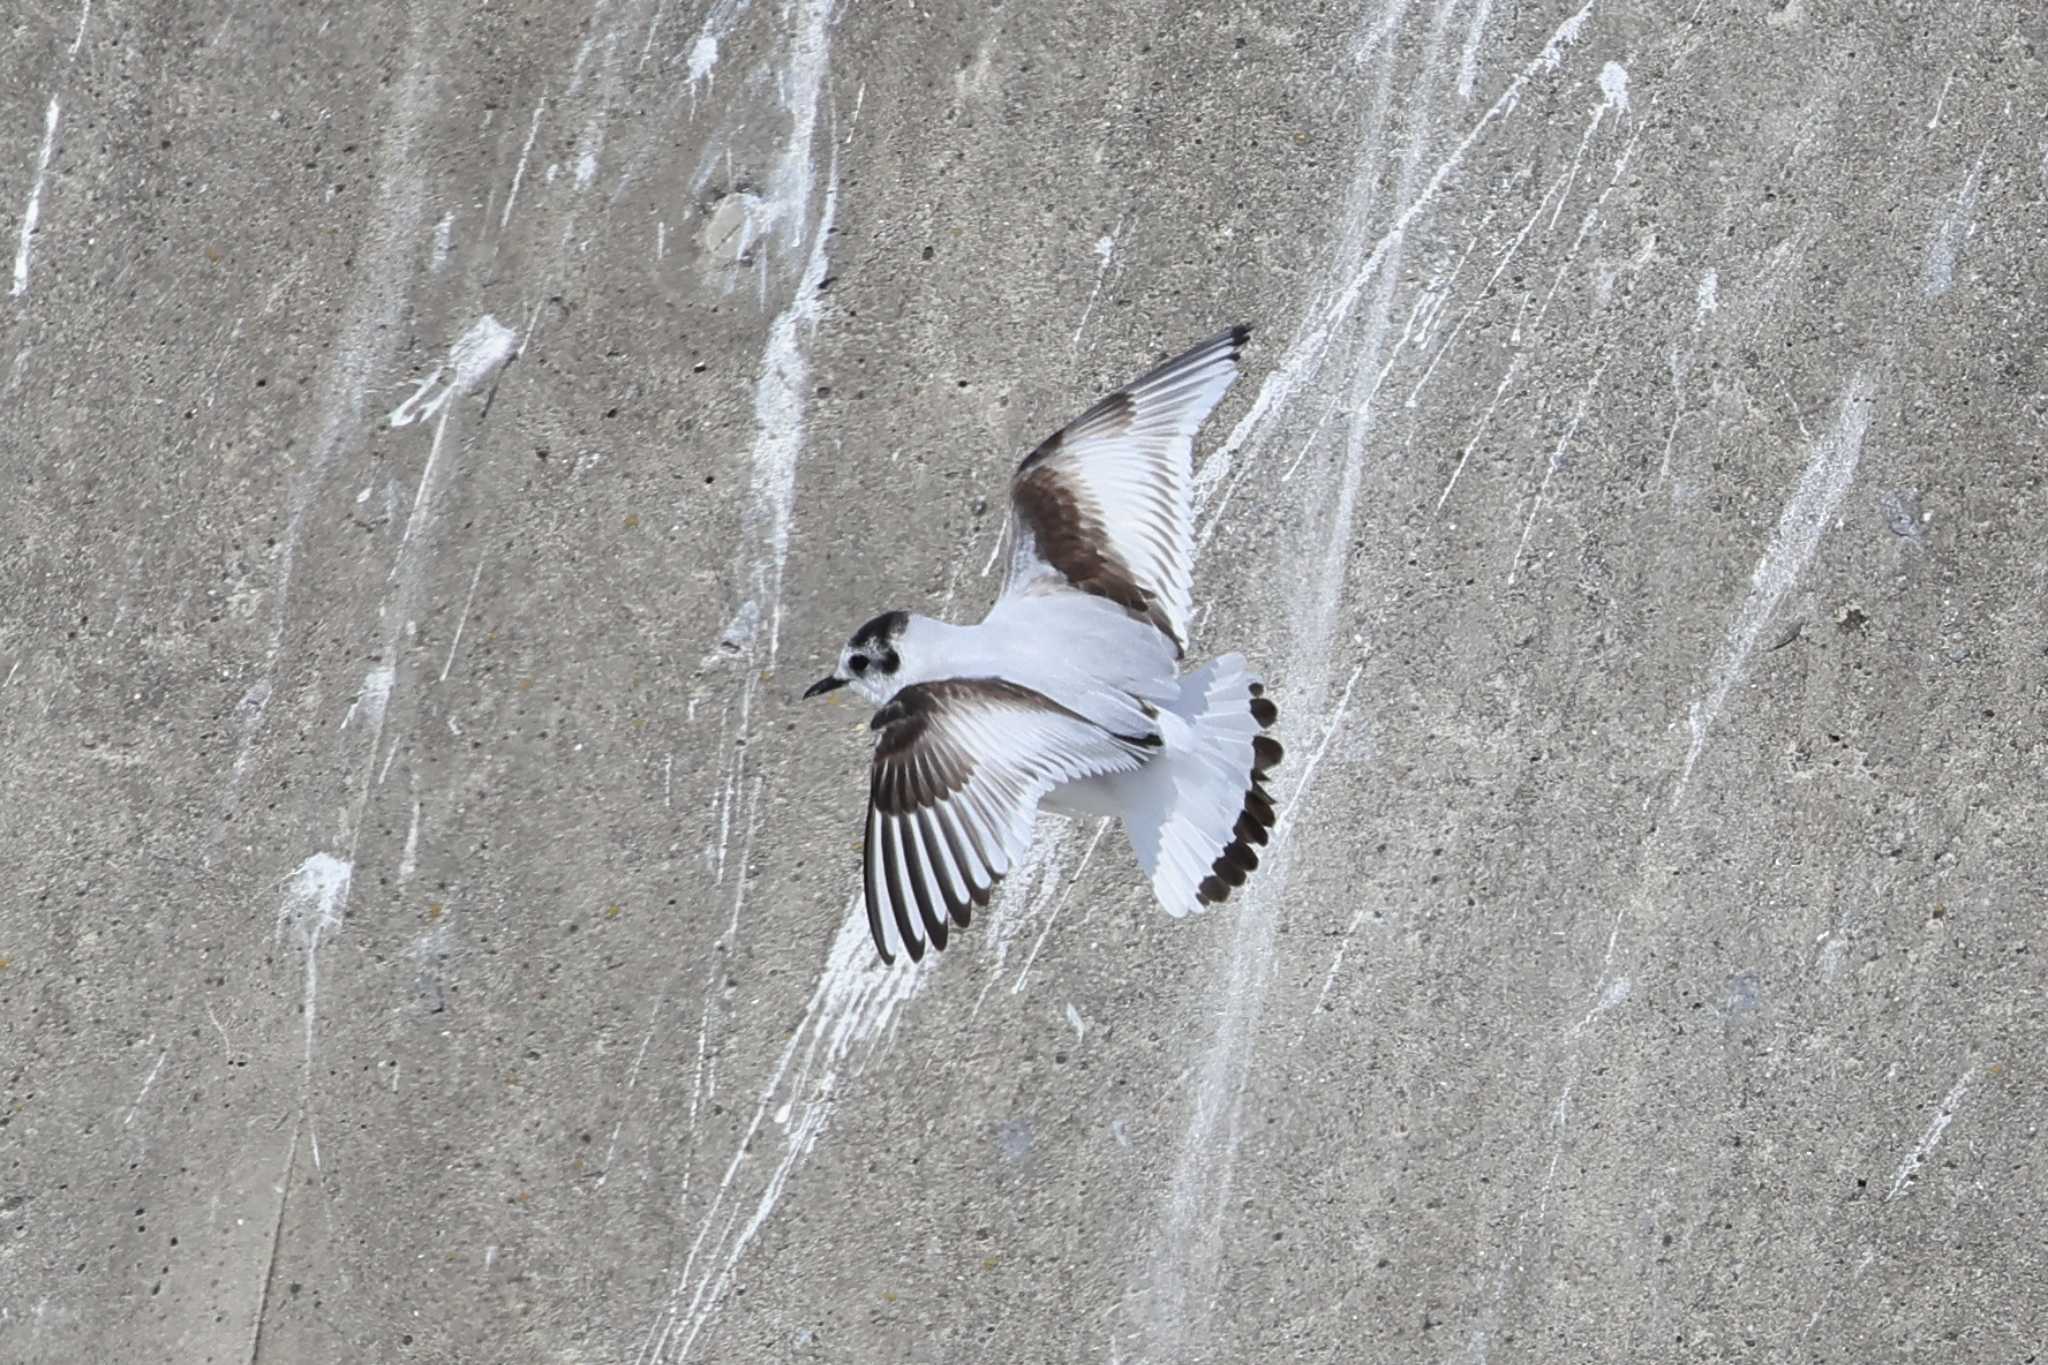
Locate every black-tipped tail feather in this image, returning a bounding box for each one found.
[1196,693,1284,907]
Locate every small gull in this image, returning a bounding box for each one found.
[804,327,1283,963]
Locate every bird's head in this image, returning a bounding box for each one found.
[803,609,912,706]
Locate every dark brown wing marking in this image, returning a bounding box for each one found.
[863,679,1149,964]
[1003,326,1252,657]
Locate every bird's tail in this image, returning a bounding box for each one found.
[1116,654,1282,915]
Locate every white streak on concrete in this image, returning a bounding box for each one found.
[430,212,454,272]
[1529,80,1647,337]
[742,170,837,662]
[643,902,923,1365]
[440,554,486,683]
[359,665,394,731]
[1456,0,1495,101]
[206,1004,233,1057]
[11,98,60,297]
[640,12,850,1356]
[1435,351,1524,514]
[1310,905,1371,1021]
[341,665,394,731]
[1011,819,1109,996]
[1695,268,1718,324]
[1203,3,1598,507]
[845,81,865,144]
[69,0,92,55]
[980,505,1012,577]
[597,1014,661,1188]
[639,0,669,71]
[1922,146,1985,299]
[1066,1003,1086,1041]
[1677,372,1877,805]
[972,822,1075,1016]
[502,98,546,229]
[1404,164,1562,409]
[1158,1,1584,1344]
[1886,1070,1975,1201]
[1271,663,1363,861]
[1926,71,1954,131]
[124,1046,167,1126]
[1508,360,1604,585]
[1198,2,1595,505]
[398,799,421,884]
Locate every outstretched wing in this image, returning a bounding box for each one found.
[999,325,1251,657]
[864,678,1153,964]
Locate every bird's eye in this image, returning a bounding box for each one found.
[849,654,869,673]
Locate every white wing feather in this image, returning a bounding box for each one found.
[999,326,1250,655]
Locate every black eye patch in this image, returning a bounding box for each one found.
[878,651,900,674]
[850,654,869,673]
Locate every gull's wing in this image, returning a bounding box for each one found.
[864,678,1153,964]
[998,325,1251,658]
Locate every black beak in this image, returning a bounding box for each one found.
[803,675,846,699]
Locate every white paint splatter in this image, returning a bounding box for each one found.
[387,314,518,427]
[1677,371,1877,804]
[1695,269,1719,324]
[68,0,92,55]
[1071,227,1122,350]
[688,34,719,83]
[1597,60,1629,114]
[10,98,60,297]
[1886,1070,1975,1201]
[274,854,354,1066]
[1065,1003,1086,1041]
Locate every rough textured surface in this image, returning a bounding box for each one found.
[3,1,2044,1361]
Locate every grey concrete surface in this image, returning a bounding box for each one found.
[2,0,2044,1360]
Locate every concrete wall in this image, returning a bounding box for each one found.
[3,0,2043,1360]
